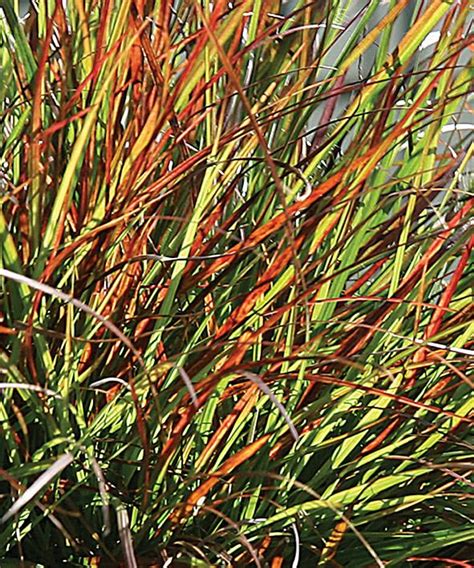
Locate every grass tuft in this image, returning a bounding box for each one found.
[0,0,472,565]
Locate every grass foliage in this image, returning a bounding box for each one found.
[0,0,473,565]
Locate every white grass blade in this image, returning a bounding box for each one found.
[240,371,299,442]
[89,455,111,536]
[1,453,74,524]
[0,382,59,398]
[177,367,199,408]
[117,506,138,568]
[89,377,130,390]
[0,268,144,367]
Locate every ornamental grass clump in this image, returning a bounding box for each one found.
[0,0,472,565]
